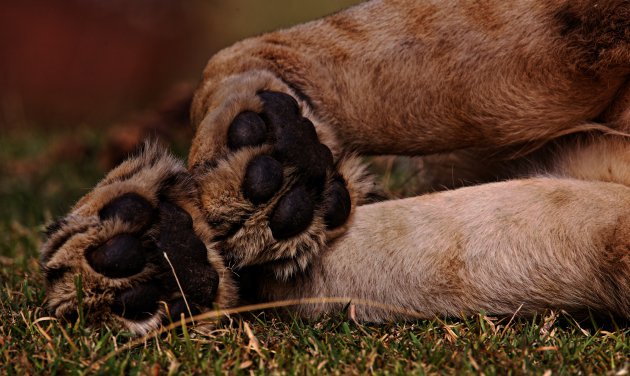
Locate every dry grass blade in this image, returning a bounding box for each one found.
[501,303,523,337]
[243,322,263,358]
[348,303,357,322]
[91,296,432,370]
[163,252,194,324]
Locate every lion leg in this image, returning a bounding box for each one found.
[247,135,630,319]
[251,177,630,321]
[185,0,630,282]
[186,0,630,270]
[192,0,630,158]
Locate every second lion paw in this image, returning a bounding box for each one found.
[193,91,374,278]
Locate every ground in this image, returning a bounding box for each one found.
[1,128,629,374]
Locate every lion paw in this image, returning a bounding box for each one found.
[193,90,374,279]
[40,144,235,334]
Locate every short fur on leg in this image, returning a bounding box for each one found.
[192,0,630,157]
[242,136,630,321]
[252,180,630,321]
[185,0,630,279]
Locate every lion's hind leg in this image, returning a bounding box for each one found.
[256,177,630,322]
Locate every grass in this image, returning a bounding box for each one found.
[1,128,629,374]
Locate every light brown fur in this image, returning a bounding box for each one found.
[249,137,630,320]
[191,0,630,158]
[187,0,630,322]
[41,0,630,334]
[262,177,630,320]
[189,0,630,279]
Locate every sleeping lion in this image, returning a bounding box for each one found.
[41,0,630,334]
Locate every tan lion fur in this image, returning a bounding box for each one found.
[196,148,374,279]
[248,137,630,320]
[186,0,630,320]
[192,0,630,158]
[41,0,630,334]
[259,177,630,321]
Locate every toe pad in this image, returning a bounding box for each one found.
[86,234,146,278]
[270,185,315,239]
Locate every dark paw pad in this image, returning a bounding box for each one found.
[157,202,220,308]
[227,111,267,150]
[112,282,162,320]
[270,185,315,239]
[258,91,301,125]
[86,234,146,278]
[221,91,353,242]
[324,179,352,229]
[92,199,220,322]
[158,201,194,231]
[99,193,154,228]
[243,155,284,204]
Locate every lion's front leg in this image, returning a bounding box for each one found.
[252,178,630,321]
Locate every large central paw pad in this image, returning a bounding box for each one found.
[40,145,235,334]
[195,91,371,278]
[234,92,350,236]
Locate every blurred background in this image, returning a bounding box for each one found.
[0,0,367,228]
[1,0,361,130]
[0,0,502,260]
